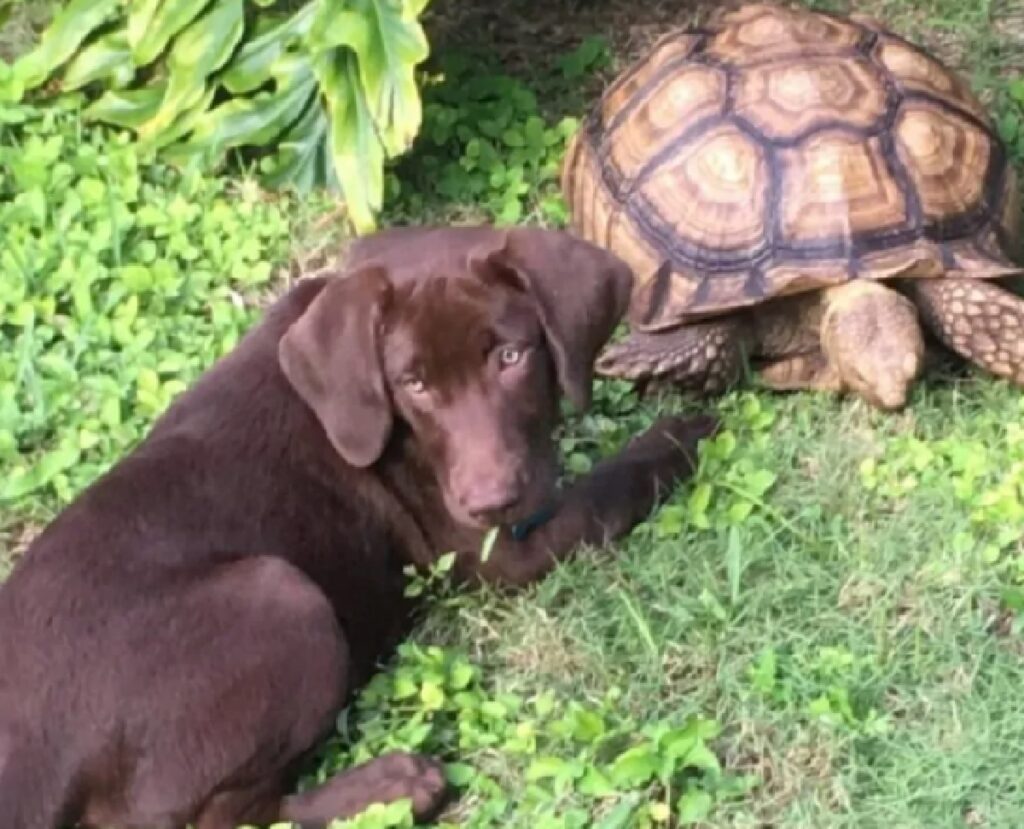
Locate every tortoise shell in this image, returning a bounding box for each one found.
[561,3,1022,331]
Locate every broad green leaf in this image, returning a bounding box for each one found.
[307,6,370,55]
[62,30,135,91]
[308,0,430,155]
[353,0,430,155]
[2,467,42,503]
[391,672,417,700]
[1001,586,1024,612]
[127,0,162,56]
[727,500,753,523]
[744,468,776,497]
[525,756,573,782]
[145,84,217,152]
[1,444,81,502]
[659,729,697,761]
[444,762,475,787]
[567,707,606,743]
[131,0,214,67]
[220,4,316,95]
[448,660,474,690]
[682,742,721,774]
[677,789,713,824]
[14,0,121,89]
[0,60,25,104]
[316,48,383,233]
[576,766,615,797]
[139,0,245,141]
[419,680,444,710]
[608,743,660,787]
[148,83,212,145]
[263,98,331,191]
[85,85,166,129]
[998,112,1019,144]
[171,55,316,163]
[687,481,712,528]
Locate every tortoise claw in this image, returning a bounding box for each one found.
[596,339,657,380]
[596,322,746,395]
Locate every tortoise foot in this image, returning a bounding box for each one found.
[909,278,1024,388]
[758,352,843,394]
[597,321,746,394]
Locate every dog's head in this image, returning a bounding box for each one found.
[278,226,633,529]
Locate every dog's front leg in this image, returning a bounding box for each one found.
[460,413,719,588]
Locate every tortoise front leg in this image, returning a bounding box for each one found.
[906,278,1024,387]
[758,351,843,393]
[596,318,749,395]
[759,347,946,401]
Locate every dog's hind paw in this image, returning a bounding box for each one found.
[281,751,449,825]
[368,752,449,820]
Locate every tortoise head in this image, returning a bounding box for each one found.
[820,281,925,410]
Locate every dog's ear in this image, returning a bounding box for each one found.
[279,266,394,468]
[469,228,634,410]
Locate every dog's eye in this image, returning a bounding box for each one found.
[497,345,522,368]
[401,375,426,394]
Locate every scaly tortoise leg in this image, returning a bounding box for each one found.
[906,278,1024,387]
[757,351,843,394]
[596,318,750,395]
[759,346,947,402]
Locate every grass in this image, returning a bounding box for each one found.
[3,0,1024,826]
[426,384,1024,826]
[355,0,1024,824]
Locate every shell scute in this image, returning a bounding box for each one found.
[605,64,727,182]
[734,56,888,141]
[635,122,770,261]
[874,36,991,125]
[706,3,862,64]
[894,101,991,228]
[777,132,907,246]
[562,3,1021,325]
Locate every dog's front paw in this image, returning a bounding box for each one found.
[625,412,720,461]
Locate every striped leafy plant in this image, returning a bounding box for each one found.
[9,0,431,232]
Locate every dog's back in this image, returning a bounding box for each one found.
[0,557,70,829]
[0,276,411,829]
[0,226,712,829]
[0,718,67,829]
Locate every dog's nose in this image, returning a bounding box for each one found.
[462,480,523,523]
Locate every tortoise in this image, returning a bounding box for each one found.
[561,2,1024,410]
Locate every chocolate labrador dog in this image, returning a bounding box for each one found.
[0,225,717,829]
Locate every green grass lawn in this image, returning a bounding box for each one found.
[3,0,1024,826]
[413,382,1024,826]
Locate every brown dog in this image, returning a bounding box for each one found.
[0,226,717,829]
